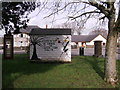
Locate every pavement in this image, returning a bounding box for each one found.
[0,48,120,60]
[72,48,120,60]
[0,50,26,54]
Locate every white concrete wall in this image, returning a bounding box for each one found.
[30,35,71,62]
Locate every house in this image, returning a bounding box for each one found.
[14,25,40,50]
[29,28,71,62]
[71,34,107,48]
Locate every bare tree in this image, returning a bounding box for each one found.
[37,0,120,85]
[89,27,108,37]
[54,21,84,35]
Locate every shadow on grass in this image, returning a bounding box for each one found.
[2,54,61,88]
[84,56,104,79]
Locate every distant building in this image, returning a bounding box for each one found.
[71,34,107,48]
[14,25,40,49]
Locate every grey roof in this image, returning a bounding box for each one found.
[72,34,105,42]
[30,28,71,35]
[20,25,40,33]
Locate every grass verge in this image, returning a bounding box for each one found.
[2,54,120,88]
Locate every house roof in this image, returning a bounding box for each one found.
[20,25,40,34]
[72,34,106,42]
[30,28,71,35]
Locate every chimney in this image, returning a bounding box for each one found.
[46,24,48,29]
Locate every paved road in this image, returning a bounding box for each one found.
[0,48,120,60]
[0,50,26,54]
[72,48,120,60]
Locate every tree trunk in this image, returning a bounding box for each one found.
[31,44,38,60]
[104,13,118,84]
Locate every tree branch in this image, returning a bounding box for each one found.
[87,0,109,18]
[99,16,106,20]
[69,10,101,20]
[37,43,44,48]
[44,2,80,18]
[29,1,48,19]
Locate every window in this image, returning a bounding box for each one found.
[103,43,105,45]
[21,34,23,37]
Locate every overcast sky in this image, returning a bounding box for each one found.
[27,2,108,35]
[0,1,109,36]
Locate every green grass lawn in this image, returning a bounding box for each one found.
[2,54,120,88]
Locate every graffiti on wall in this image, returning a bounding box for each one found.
[30,36,70,60]
[58,37,70,59]
[42,40,58,51]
